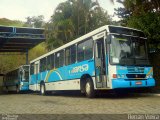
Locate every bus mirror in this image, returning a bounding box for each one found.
[106,36,111,44]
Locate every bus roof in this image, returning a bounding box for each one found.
[4,65,30,74]
[30,25,143,63]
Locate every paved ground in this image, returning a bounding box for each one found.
[0,91,160,115]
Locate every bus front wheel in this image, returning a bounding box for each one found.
[40,83,46,95]
[16,85,20,93]
[85,78,95,98]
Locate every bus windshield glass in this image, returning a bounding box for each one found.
[24,70,29,82]
[22,66,29,82]
[109,34,149,66]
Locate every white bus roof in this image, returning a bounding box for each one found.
[30,25,142,63]
[4,65,30,74]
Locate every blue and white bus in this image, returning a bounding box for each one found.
[3,65,30,93]
[29,25,155,98]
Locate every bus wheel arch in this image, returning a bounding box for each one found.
[80,74,95,98]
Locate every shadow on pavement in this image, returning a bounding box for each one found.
[41,90,150,99]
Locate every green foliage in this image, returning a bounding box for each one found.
[24,15,45,28]
[127,12,160,47]
[115,0,160,49]
[0,43,47,74]
[45,0,112,50]
[0,18,24,27]
[29,42,47,61]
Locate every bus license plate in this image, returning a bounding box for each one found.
[136,81,142,85]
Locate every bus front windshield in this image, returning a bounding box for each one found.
[109,34,149,66]
[21,66,29,82]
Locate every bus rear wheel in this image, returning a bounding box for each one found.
[5,86,8,93]
[85,78,95,98]
[40,83,46,95]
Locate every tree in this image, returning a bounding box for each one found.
[46,0,112,50]
[115,0,160,48]
[24,15,45,28]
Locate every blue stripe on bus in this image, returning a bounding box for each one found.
[29,59,95,85]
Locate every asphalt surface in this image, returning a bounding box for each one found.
[0,91,160,120]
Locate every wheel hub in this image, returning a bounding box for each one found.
[41,85,44,94]
[86,82,91,94]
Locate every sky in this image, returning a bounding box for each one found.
[0,0,123,22]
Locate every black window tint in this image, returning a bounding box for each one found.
[77,39,93,62]
[65,45,76,65]
[55,50,64,68]
[85,39,93,60]
[65,48,70,65]
[77,42,85,62]
[30,63,34,74]
[70,45,76,64]
[47,54,54,70]
[40,58,46,72]
[97,42,102,58]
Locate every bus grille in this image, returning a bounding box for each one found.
[127,67,144,73]
[126,74,146,79]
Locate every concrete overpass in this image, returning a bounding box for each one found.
[0,25,45,64]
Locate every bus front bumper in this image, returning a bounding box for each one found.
[20,86,29,91]
[112,78,155,89]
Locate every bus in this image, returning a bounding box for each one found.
[3,65,30,93]
[29,25,155,98]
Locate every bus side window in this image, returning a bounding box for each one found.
[40,58,47,72]
[55,50,64,68]
[77,39,93,62]
[47,54,54,70]
[85,39,93,60]
[65,48,70,65]
[30,63,34,75]
[70,45,76,64]
[65,45,76,66]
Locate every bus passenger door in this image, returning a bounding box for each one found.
[34,61,39,91]
[93,32,108,88]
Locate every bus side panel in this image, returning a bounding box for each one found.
[5,79,19,91]
[44,59,95,91]
[46,59,95,82]
[29,74,37,91]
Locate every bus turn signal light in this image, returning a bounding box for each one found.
[113,74,117,78]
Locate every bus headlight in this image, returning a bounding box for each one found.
[146,75,153,78]
[113,74,125,78]
[21,82,23,86]
[121,74,125,78]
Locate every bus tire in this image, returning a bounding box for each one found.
[5,86,8,93]
[16,85,20,93]
[85,78,95,98]
[40,83,46,95]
